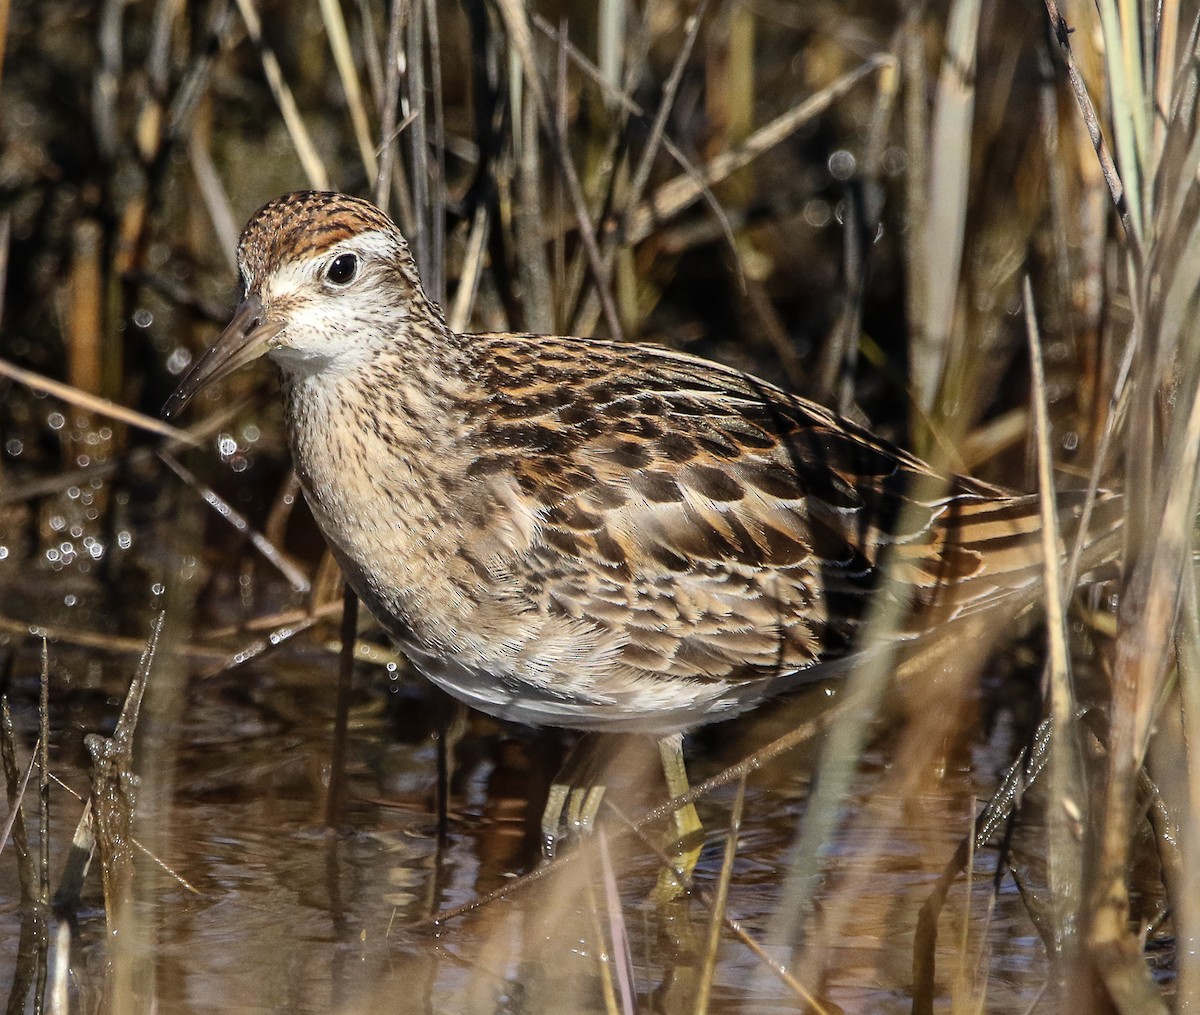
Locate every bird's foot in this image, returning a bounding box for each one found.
[541,780,608,858]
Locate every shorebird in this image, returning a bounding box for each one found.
[164,191,1115,884]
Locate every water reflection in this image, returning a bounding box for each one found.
[0,619,1169,1012]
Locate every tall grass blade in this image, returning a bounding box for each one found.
[913,0,980,413]
[317,0,378,182]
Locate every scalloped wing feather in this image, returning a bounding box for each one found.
[458,333,1087,705]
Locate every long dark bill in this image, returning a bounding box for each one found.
[161,295,281,420]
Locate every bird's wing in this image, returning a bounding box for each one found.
[461,334,1081,686]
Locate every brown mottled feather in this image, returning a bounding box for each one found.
[172,192,1121,733]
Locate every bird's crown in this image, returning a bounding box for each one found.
[236,190,408,292]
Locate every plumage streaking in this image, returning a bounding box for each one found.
[165,191,1114,737]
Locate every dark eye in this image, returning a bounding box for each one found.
[326,253,358,286]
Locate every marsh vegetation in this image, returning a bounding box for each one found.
[0,1,1196,1011]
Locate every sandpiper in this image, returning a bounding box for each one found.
[164,191,1114,878]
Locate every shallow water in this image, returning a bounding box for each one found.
[0,563,1108,1013]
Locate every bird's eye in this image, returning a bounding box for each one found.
[326,253,359,286]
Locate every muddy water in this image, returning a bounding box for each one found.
[0,566,1084,1014]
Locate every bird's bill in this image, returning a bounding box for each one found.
[161,295,282,420]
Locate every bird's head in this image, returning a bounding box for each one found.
[163,191,431,419]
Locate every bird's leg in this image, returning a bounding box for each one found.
[542,733,704,901]
[541,734,612,857]
[541,783,571,857]
[652,732,704,903]
[539,777,607,857]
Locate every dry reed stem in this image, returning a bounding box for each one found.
[912,716,1055,1012]
[692,775,745,1015]
[1069,6,1200,1000]
[158,450,311,592]
[196,612,328,679]
[571,1,707,337]
[0,683,39,1010]
[0,747,34,863]
[373,0,407,211]
[317,0,378,182]
[0,359,199,447]
[0,616,226,663]
[959,408,1031,469]
[494,0,623,341]
[784,626,1002,993]
[910,0,980,413]
[323,585,358,831]
[0,681,36,921]
[200,598,344,641]
[529,10,742,341]
[596,832,636,1015]
[263,468,305,550]
[1042,0,1140,258]
[1092,378,1200,987]
[761,484,963,967]
[52,798,96,914]
[1064,351,1133,592]
[1173,569,1200,1007]
[94,625,153,1011]
[421,0,447,306]
[704,3,756,207]
[1024,274,1085,954]
[514,75,554,333]
[1151,7,1181,164]
[66,219,104,403]
[819,32,901,410]
[606,799,831,1013]
[951,797,983,1013]
[403,1,431,284]
[626,55,889,244]
[49,921,68,1014]
[1096,0,1148,239]
[902,8,930,399]
[37,640,48,913]
[582,876,623,1015]
[232,0,329,189]
[189,118,239,272]
[447,200,492,333]
[622,3,709,232]
[88,614,159,928]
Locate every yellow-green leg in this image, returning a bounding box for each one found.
[652,732,703,903]
[540,733,704,902]
[541,735,612,857]
[541,782,608,856]
[541,781,572,856]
